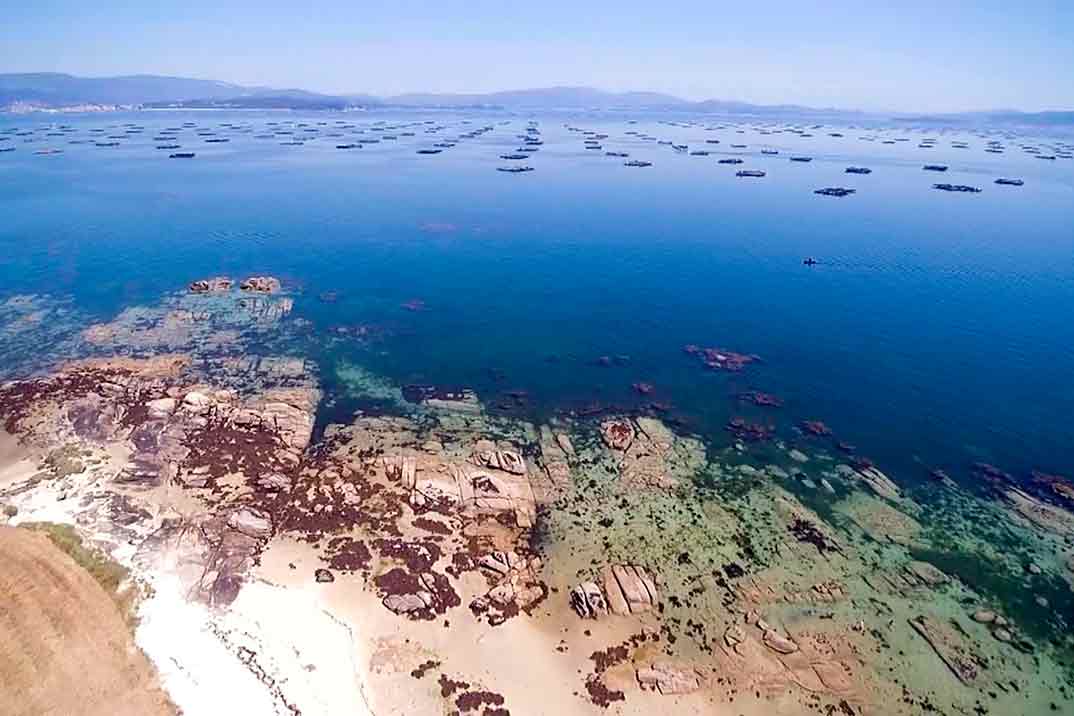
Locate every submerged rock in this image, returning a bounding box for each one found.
[600,419,635,451]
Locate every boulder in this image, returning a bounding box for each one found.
[146,397,177,418]
[602,565,658,615]
[226,507,273,539]
[189,277,233,293]
[384,593,429,614]
[570,582,608,619]
[182,391,213,411]
[239,276,282,293]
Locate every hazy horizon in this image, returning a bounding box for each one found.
[4,1,1073,113]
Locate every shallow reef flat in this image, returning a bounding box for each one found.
[1,281,1072,716]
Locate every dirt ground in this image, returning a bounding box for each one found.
[0,525,176,716]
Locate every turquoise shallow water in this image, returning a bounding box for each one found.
[2,110,1073,488]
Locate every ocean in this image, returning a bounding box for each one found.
[2,109,1073,490]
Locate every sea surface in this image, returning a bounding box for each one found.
[2,109,1073,491]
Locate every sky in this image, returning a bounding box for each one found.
[3,1,1073,112]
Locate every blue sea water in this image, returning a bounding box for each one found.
[1,110,1073,489]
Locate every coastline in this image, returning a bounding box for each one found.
[1,279,1072,715]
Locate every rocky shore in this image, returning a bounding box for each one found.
[2,279,1072,716]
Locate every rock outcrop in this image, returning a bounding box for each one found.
[636,661,701,695]
[239,276,282,293]
[572,564,658,618]
[189,277,233,293]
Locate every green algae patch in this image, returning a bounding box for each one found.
[908,545,1074,652]
[21,522,141,627]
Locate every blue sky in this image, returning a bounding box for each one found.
[3,1,1072,112]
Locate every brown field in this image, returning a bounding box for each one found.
[0,525,176,716]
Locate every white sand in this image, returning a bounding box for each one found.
[137,571,374,716]
[136,573,280,715]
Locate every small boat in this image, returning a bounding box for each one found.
[280,141,305,146]
[761,149,779,155]
[497,165,534,173]
[0,147,15,153]
[923,164,948,172]
[736,170,766,178]
[169,152,196,159]
[803,257,819,266]
[671,144,688,152]
[205,138,230,143]
[790,156,813,162]
[95,142,120,147]
[718,158,744,165]
[689,150,711,156]
[706,139,721,144]
[605,152,629,158]
[933,183,981,193]
[994,178,1024,186]
[814,187,856,197]
[156,144,181,150]
[845,167,872,174]
[730,144,747,148]
[416,148,442,155]
[500,153,529,160]
[34,149,63,155]
[624,160,653,167]
[336,143,359,149]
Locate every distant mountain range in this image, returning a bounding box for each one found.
[1,73,1070,127]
